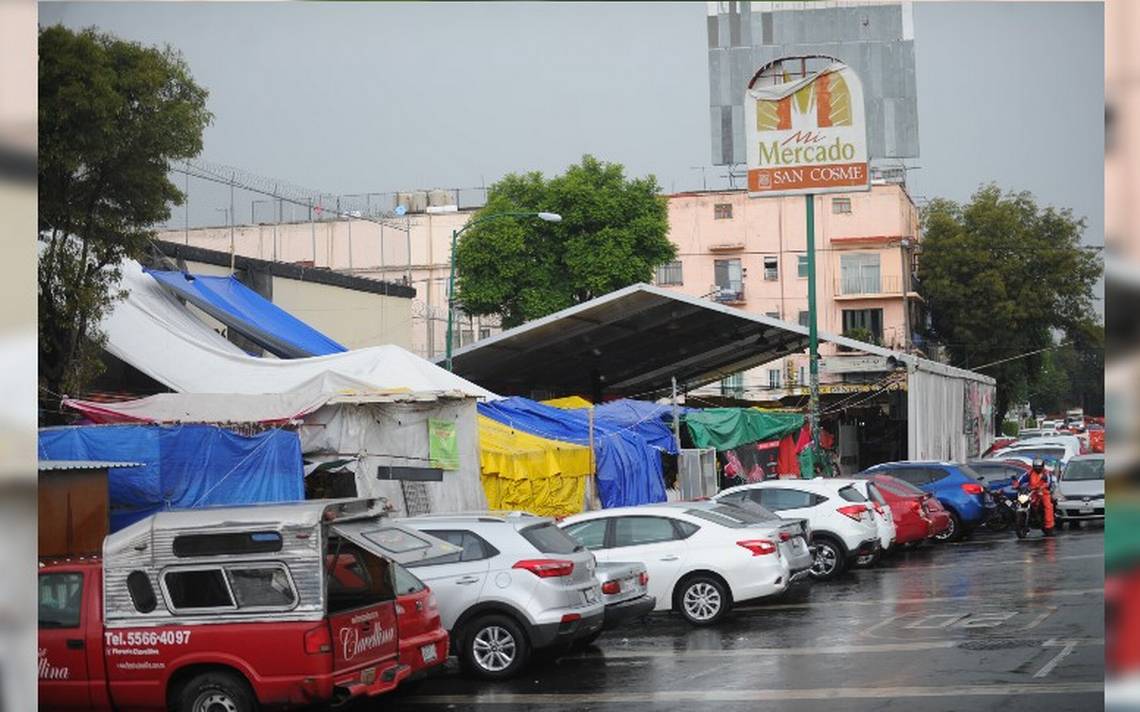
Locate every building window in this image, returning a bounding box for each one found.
[478,327,492,340]
[713,258,743,302]
[832,197,852,214]
[461,329,474,346]
[763,256,778,281]
[797,255,808,278]
[842,308,884,344]
[656,260,683,286]
[799,366,807,386]
[840,253,881,295]
[720,372,743,398]
[768,369,782,389]
[714,203,733,220]
[798,310,810,328]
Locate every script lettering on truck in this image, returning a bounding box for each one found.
[340,623,397,662]
[38,648,70,680]
[744,59,870,197]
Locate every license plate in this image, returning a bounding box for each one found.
[360,667,376,684]
[1078,508,1094,514]
[421,643,438,663]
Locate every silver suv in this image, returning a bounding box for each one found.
[402,512,604,679]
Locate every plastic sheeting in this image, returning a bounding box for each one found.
[683,408,805,451]
[478,398,666,509]
[147,270,346,358]
[593,399,684,455]
[101,261,496,399]
[37,424,303,531]
[299,399,487,516]
[908,370,996,461]
[478,416,592,517]
[541,396,593,410]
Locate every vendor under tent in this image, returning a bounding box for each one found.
[100,259,496,399]
[477,415,593,517]
[683,408,811,481]
[479,397,667,509]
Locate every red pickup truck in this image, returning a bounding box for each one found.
[38,499,455,711]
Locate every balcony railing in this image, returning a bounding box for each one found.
[713,284,745,304]
[835,274,906,297]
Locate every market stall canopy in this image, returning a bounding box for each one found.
[146,269,346,358]
[101,260,496,399]
[683,408,805,451]
[478,415,592,517]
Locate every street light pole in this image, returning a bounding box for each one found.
[806,194,820,476]
[443,210,562,371]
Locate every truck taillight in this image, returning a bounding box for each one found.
[736,539,777,556]
[304,624,332,655]
[837,505,866,522]
[961,483,984,495]
[601,580,620,595]
[512,559,575,578]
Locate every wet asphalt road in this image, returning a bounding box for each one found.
[370,527,1104,712]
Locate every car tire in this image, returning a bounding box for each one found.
[674,575,731,626]
[177,670,255,712]
[460,614,530,680]
[933,511,963,542]
[809,536,846,581]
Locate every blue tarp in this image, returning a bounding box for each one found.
[38,424,304,531]
[593,399,689,456]
[478,398,666,508]
[147,270,346,358]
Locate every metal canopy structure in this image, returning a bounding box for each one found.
[448,284,816,399]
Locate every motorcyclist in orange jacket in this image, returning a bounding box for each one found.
[1028,457,1056,536]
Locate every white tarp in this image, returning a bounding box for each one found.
[102,260,496,399]
[907,368,996,461]
[300,398,487,515]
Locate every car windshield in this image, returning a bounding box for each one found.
[1064,459,1104,482]
[1003,447,1066,462]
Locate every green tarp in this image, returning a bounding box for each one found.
[683,408,805,451]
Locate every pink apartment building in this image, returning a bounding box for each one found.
[658,183,924,400]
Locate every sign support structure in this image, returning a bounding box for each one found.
[743,56,871,475]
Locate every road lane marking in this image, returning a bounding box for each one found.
[1035,641,1079,678]
[738,587,1102,613]
[401,682,1104,705]
[559,637,1104,661]
[860,553,1102,574]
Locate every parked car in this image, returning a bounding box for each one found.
[858,461,994,541]
[560,502,810,625]
[38,499,454,712]
[840,478,897,562]
[1056,454,1105,527]
[993,436,1083,464]
[402,512,604,679]
[855,473,942,547]
[711,479,879,580]
[578,561,654,647]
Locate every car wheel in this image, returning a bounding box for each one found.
[461,614,530,680]
[675,575,731,625]
[933,511,962,542]
[178,671,254,712]
[809,537,846,580]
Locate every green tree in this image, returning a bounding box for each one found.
[454,155,674,328]
[38,25,212,413]
[918,184,1102,429]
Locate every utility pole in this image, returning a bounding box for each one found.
[806,194,820,476]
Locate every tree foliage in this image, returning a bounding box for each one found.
[38,25,212,411]
[917,184,1102,426]
[454,155,674,328]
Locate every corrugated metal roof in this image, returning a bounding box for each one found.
[39,460,145,471]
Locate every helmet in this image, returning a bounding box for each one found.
[1032,457,1045,471]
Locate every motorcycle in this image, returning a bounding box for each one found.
[982,489,1015,532]
[1014,485,1049,539]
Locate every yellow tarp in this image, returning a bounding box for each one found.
[541,395,593,410]
[478,415,592,517]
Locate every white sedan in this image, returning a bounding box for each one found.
[560,502,810,625]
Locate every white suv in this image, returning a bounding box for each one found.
[713,479,880,580]
[402,512,603,679]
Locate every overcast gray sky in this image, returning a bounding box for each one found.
[41,1,1103,260]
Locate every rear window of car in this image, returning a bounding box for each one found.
[686,504,779,528]
[956,464,984,480]
[876,478,924,498]
[837,485,866,502]
[521,522,582,554]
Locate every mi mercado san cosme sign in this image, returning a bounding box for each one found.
[745,59,870,197]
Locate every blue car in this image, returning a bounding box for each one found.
[859,461,994,541]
